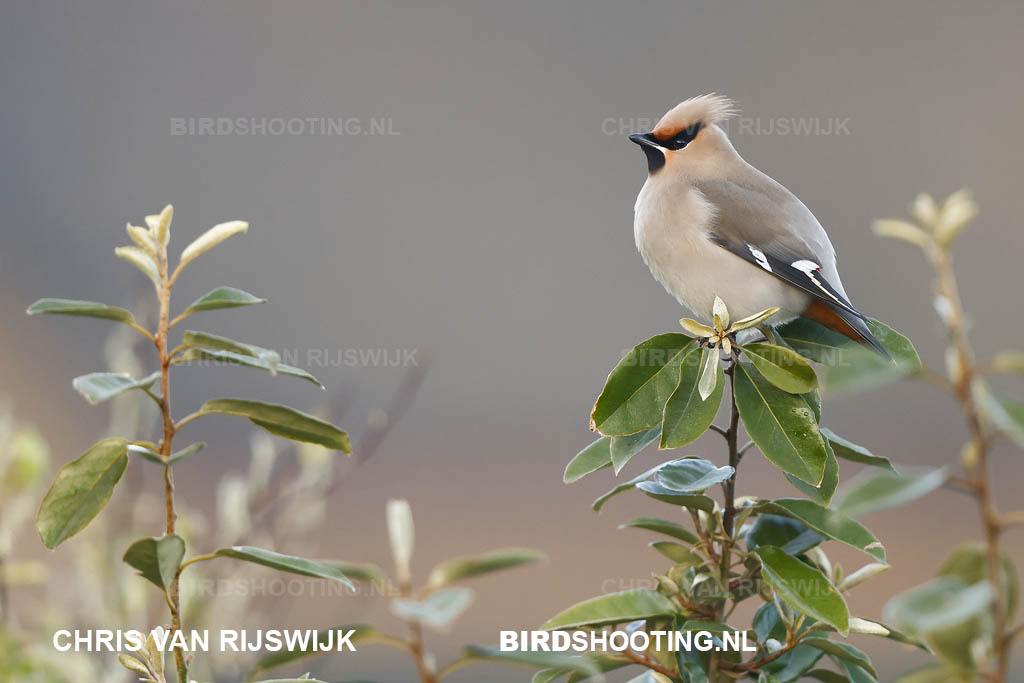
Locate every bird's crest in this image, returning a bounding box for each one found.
[652,94,738,140]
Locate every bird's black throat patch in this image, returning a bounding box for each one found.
[641,145,666,174]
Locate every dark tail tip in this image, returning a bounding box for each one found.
[840,310,893,362]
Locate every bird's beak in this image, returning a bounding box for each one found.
[629,132,662,150]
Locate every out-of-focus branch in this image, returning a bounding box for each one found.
[250,350,431,531]
[929,243,1008,683]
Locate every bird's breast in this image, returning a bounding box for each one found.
[633,183,809,323]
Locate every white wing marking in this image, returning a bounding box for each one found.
[748,245,772,272]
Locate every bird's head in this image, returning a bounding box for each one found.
[629,94,738,175]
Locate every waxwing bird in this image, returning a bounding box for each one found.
[629,94,888,356]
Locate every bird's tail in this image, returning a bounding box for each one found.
[801,300,892,361]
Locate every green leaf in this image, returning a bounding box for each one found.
[635,482,715,511]
[619,517,699,545]
[973,382,1024,448]
[753,601,786,642]
[786,438,839,505]
[883,576,994,635]
[428,548,545,588]
[765,644,826,682]
[779,318,920,393]
[819,429,896,473]
[592,463,662,511]
[72,371,160,405]
[253,624,391,674]
[180,348,323,388]
[837,660,876,683]
[564,437,612,484]
[122,534,186,589]
[462,646,601,677]
[758,498,886,562]
[939,543,1017,617]
[611,426,661,474]
[27,298,136,324]
[805,670,851,683]
[541,589,678,630]
[655,458,734,493]
[803,389,822,424]
[37,438,129,548]
[324,562,388,585]
[755,546,850,635]
[836,467,947,518]
[118,654,150,676]
[213,546,354,588]
[734,362,828,485]
[180,287,266,318]
[182,330,281,369]
[697,346,721,401]
[650,541,702,565]
[127,444,164,465]
[777,317,852,365]
[590,335,697,436]
[746,514,825,556]
[661,348,724,449]
[198,399,350,452]
[168,442,206,465]
[741,343,818,394]
[801,638,877,678]
[391,587,473,629]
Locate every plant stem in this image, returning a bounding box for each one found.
[722,360,741,540]
[155,243,188,683]
[930,245,1008,682]
[710,359,741,681]
[407,620,436,683]
[397,575,436,683]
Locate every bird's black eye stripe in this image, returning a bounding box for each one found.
[665,122,703,150]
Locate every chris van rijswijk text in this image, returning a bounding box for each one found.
[53,629,358,653]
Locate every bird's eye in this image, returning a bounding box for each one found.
[668,123,703,150]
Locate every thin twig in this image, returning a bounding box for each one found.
[709,424,729,439]
[621,648,677,678]
[128,321,156,343]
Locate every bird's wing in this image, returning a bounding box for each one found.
[694,174,866,321]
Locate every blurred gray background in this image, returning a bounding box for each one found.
[3,0,1023,680]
